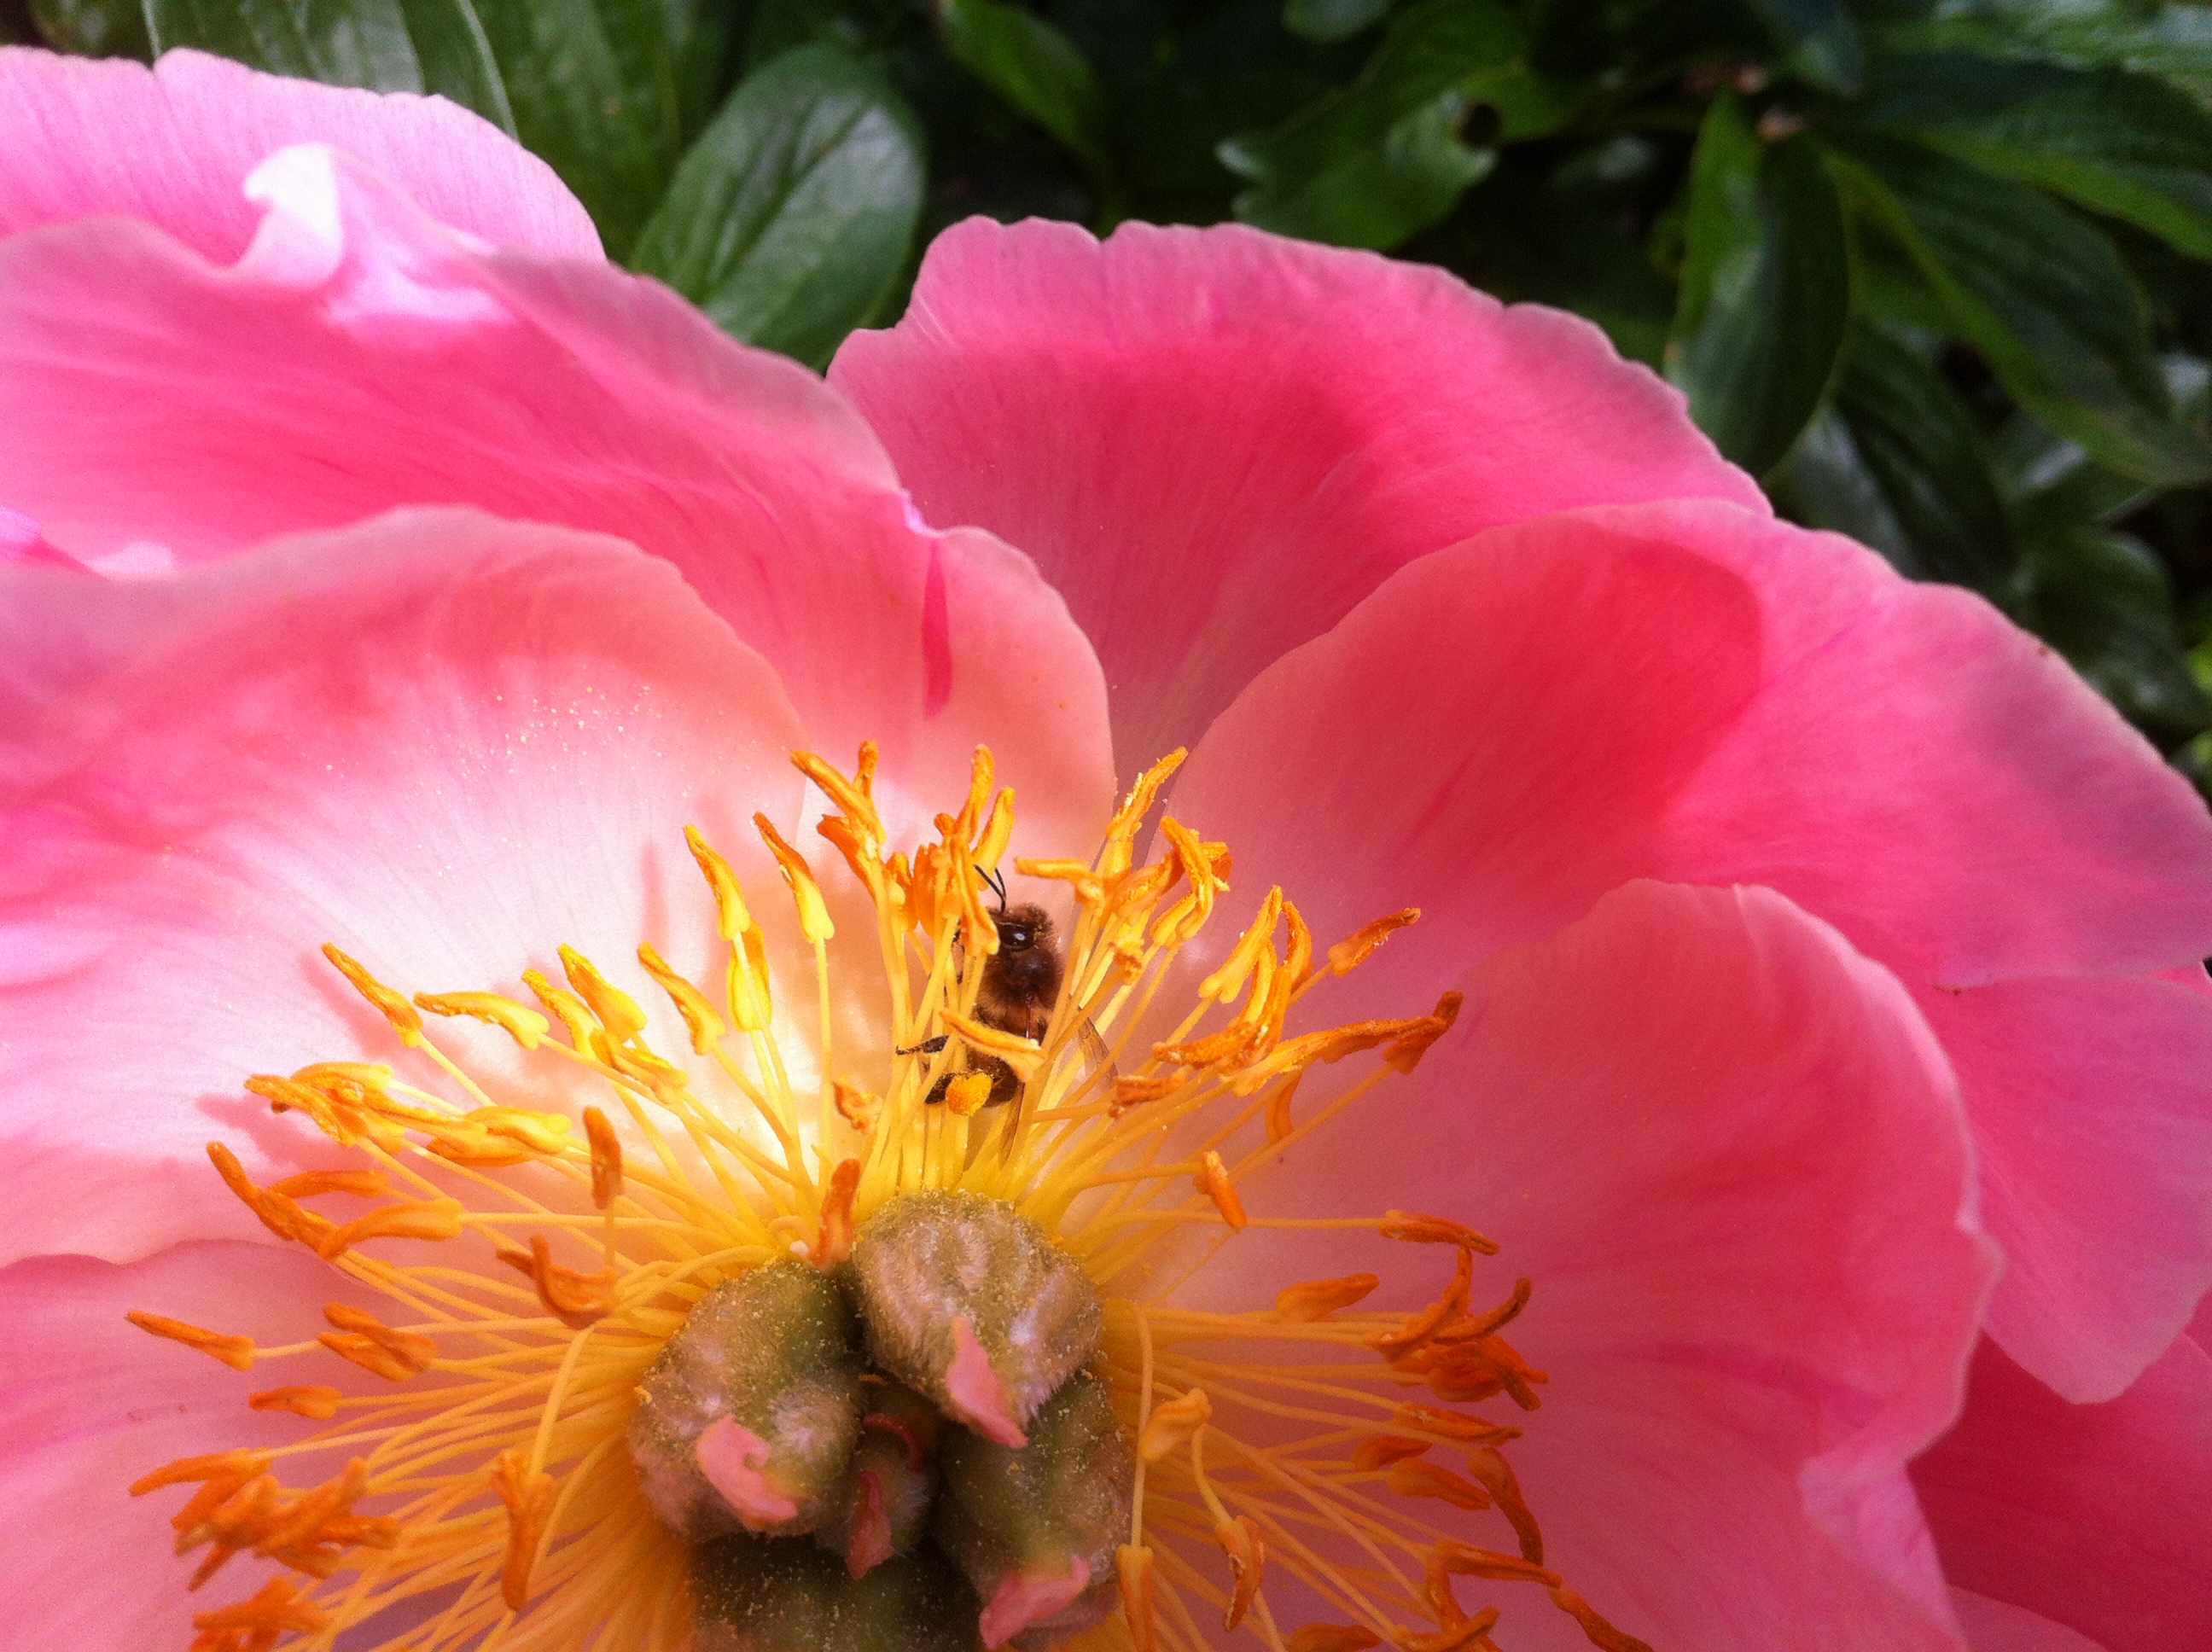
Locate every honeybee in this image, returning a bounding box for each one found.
[910,870,1111,1109]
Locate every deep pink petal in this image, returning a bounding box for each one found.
[1912,1334,2212,1652]
[1916,976,2212,1401]
[1950,1593,2108,1652]
[0,1240,393,1650]
[0,148,1113,846]
[1185,881,1993,1650]
[0,509,815,1267]
[0,46,598,259]
[829,217,1766,773]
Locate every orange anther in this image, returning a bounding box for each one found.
[1117,1543,1157,1652]
[1464,1447,1545,1562]
[1193,1151,1247,1230]
[1213,1515,1265,1630]
[249,1386,345,1421]
[793,746,886,842]
[412,990,550,1050]
[206,1141,336,1251]
[1430,1539,1557,1586]
[125,1311,254,1372]
[1380,1211,1500,1255]
[816,1159,861,1268]
[316,1198,465,1259]
[1386,1457,1492,1512]
[584,1106,624,1207]
[269,1168,388,1201]
[1372,1248,1474,1361]
[1324,909,1420,977]
[1389,1405,1521,1449]
[559,945,648,1044]
[1351,1436,1430,1472]
[1109,1073,1180,1115]
[833,1079,883,1134]
[131,1450,272,1498]
[1014,858,1107,907]
[1200,887,1282,1004]
[1138,1387,1211,1464]
[190,1576,328,1635]
[1275,1272,1378,1323]
[940,1009,1045,1079]
[755,812,835,943]
[320,944,422,1047]
[1287,1628,1382,1652]
[496,1235,620,1330]
[522,968,602,1052]
[492,1448,556,1611]
[637,942,727,1053]
[318,1304,438,1380]
[1264,1071,1303,1143]
[1384,992,1462,1073]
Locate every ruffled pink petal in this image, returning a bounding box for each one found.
[1912,1334,2212,1652]
[0,46,598,259]
[1915,976,2212,1401]
[1167,500,2212,1399]
[0,145,1112,849]
[1186,881,1994,1650]
[0,508,814,1267]
[0,1240,393,1650]
[828,217,1765,772]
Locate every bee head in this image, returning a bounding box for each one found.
[994,905,1051,955]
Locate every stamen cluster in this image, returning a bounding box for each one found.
[122,743,1650,1652]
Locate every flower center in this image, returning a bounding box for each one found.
[129,745,1650,1652]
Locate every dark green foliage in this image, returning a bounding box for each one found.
[25,0,2212,782]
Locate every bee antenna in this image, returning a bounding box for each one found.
[977,863,1008,911]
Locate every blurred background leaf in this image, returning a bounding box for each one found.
[20,0,2212,786]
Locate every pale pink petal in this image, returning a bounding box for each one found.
[0,46,598,259]
[1950,1592,2109,1652]
[1912,1334,2212,1652]
[0,1240,393,1650]
[0,508,814,1267]
[829,217,1766,772]
[0,147,1110,846]
[1185,881,1993,1651]
[0,502,82,569]
[1915,976,2212,1401]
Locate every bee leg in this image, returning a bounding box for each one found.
[897,1034,950,1057]
[923,1073,955,1107]
[981,1057,1022,1110]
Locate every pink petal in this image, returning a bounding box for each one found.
[0,145,1109,846]
[1912,1334,2212,1652]
[1915,976,2212,1401]
[0,508,815,1267]
[829,217,1766,773]
[1187,881,1994,1650]
[1949,1593,2109,1652]
[0,46,598,259]
[0,1240,393,1650]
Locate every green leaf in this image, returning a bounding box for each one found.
[1220,0,1571,248]
[661,0,737,143]
[1745,0,1865,94]
[1866,51,2212,261]
[1665,96,1849,475]
[932,0,1108,170]
[1283,0,1396,44]
[2016,526,2211,735]
[1779,323,2016,590]
[474,0,682,256]
[1833,133,2212,485]
[631,44,924,370]
[30,0,148,55]
[143,0,515,134]
[1880,1,2212,113]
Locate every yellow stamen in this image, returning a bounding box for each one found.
[127,739,1615,1652]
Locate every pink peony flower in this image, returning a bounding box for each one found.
[2,44,2207,1652]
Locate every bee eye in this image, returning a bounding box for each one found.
[1003,924,1032,949]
